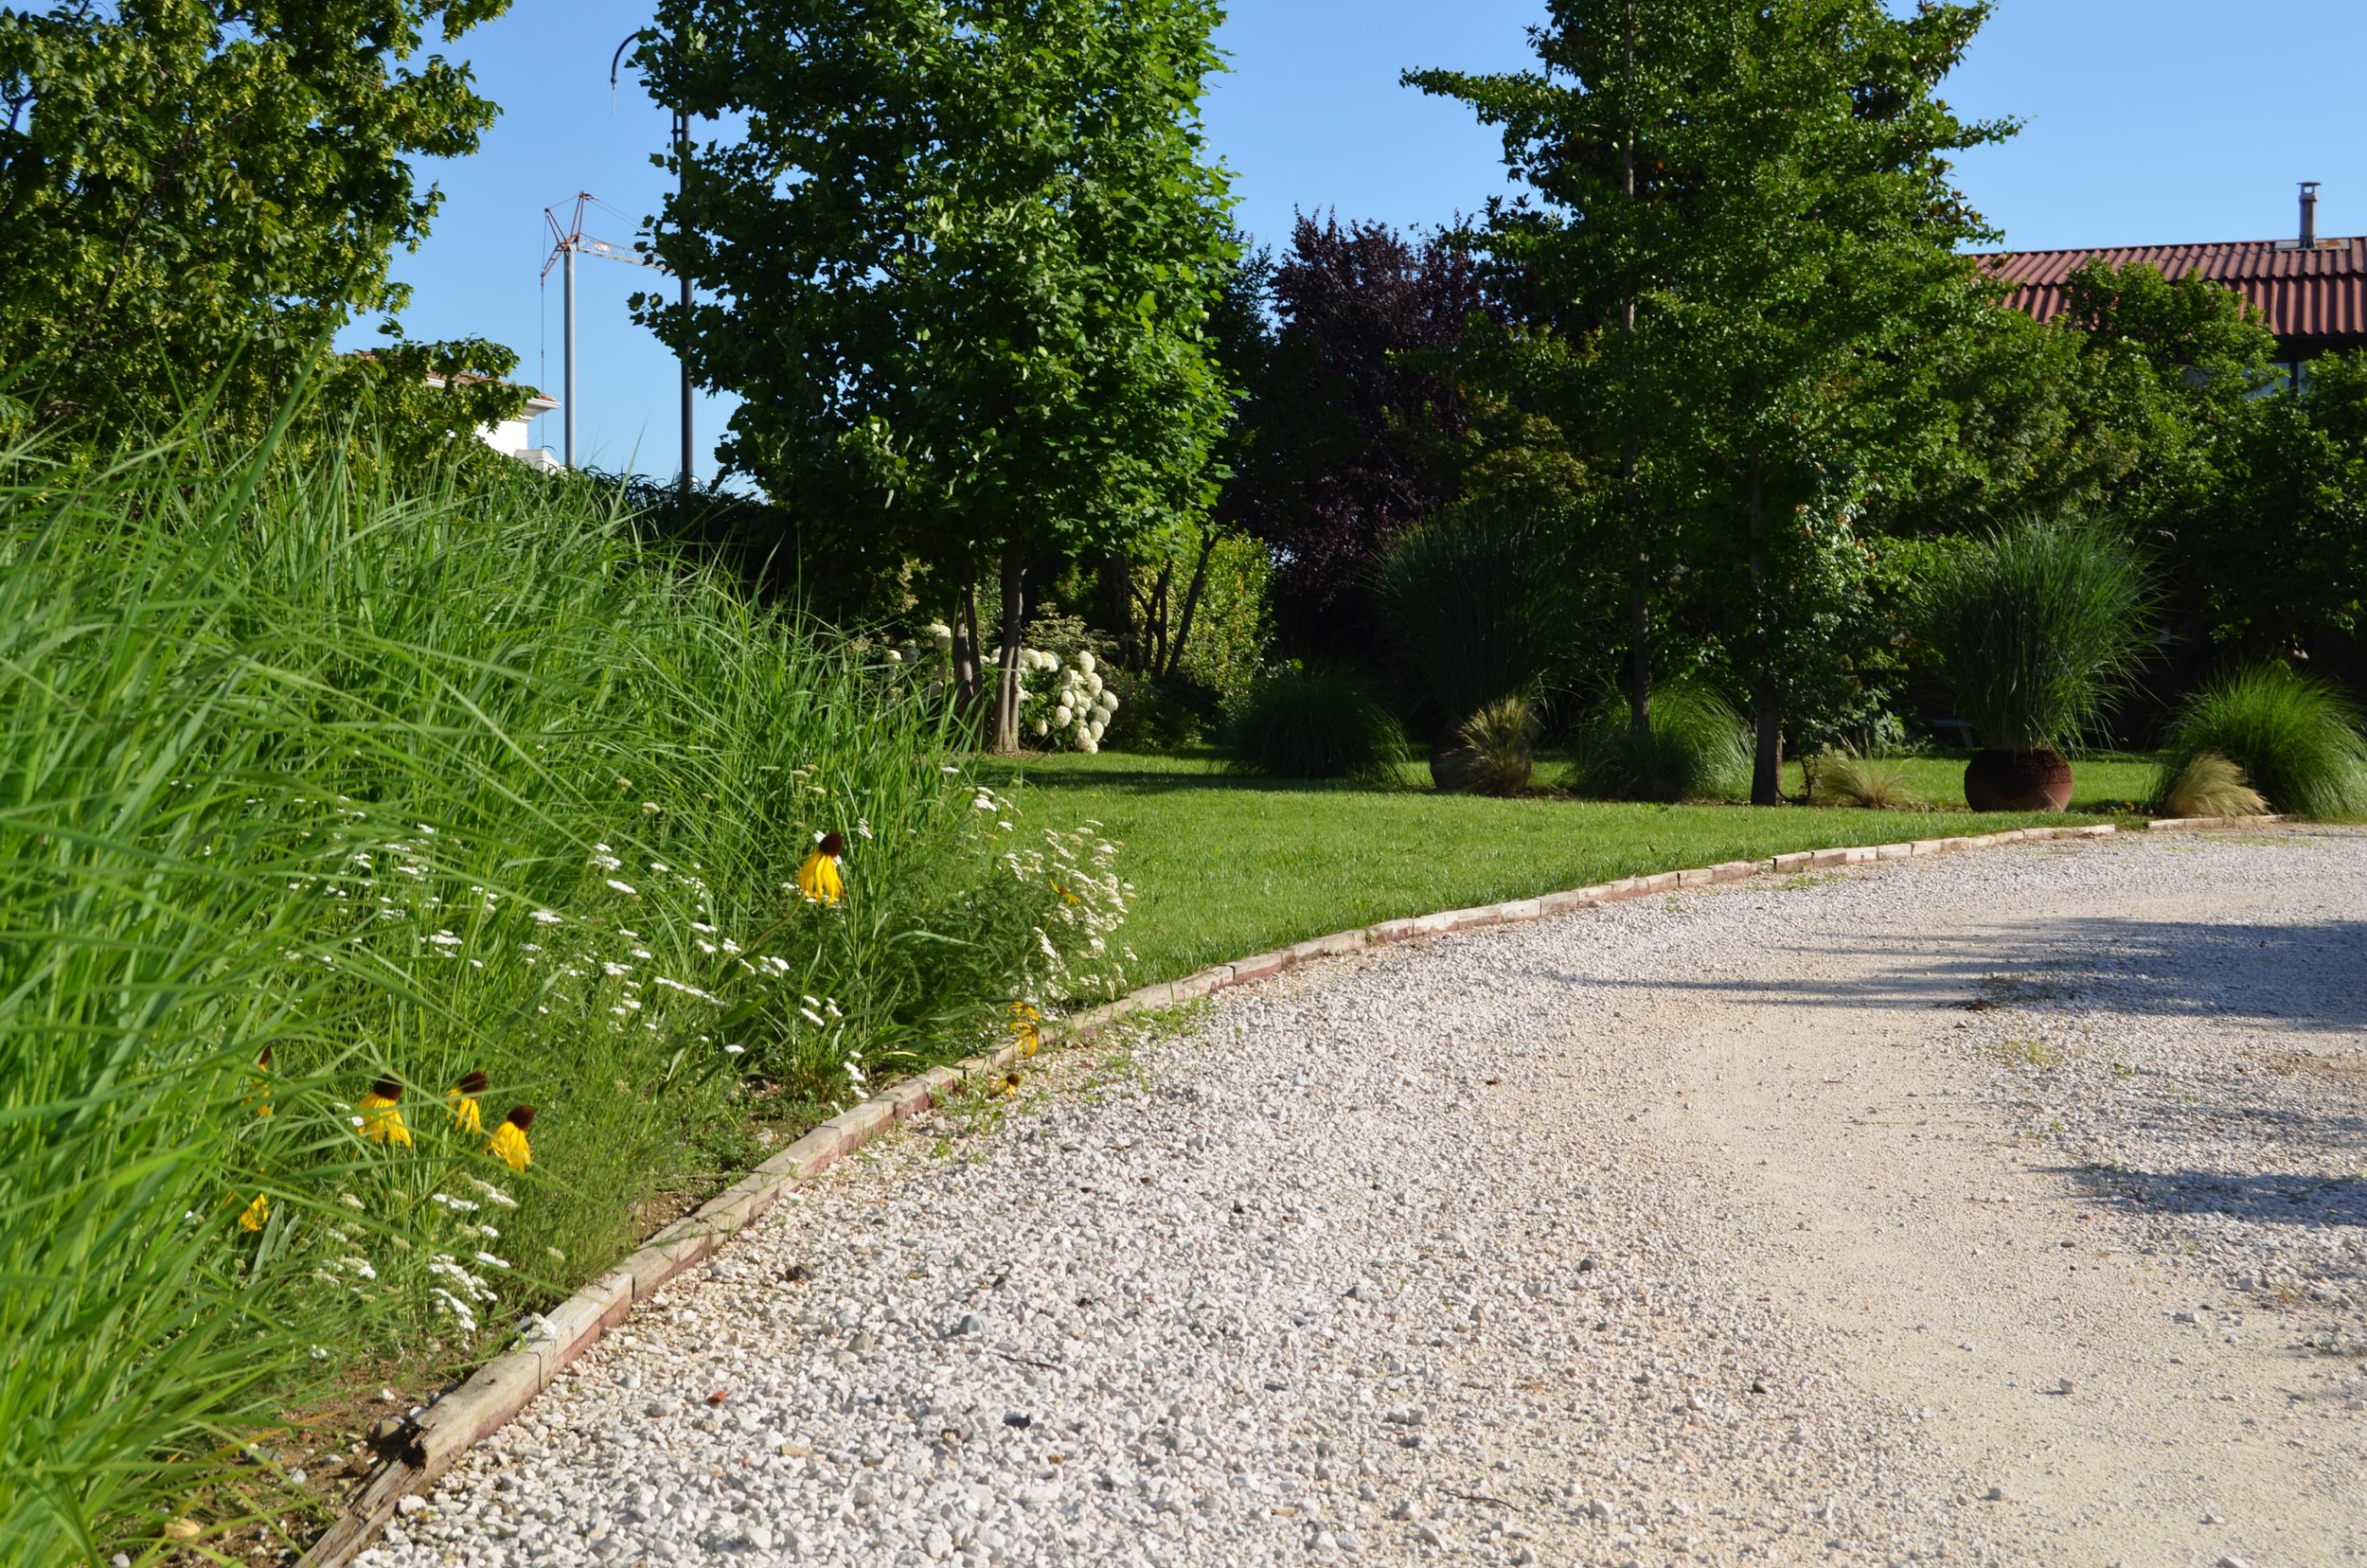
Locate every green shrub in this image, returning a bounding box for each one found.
[1916,518,2152,751]
[2155,667,2367,819]
[1373,503,1584,736]
[1226,667,1408,781]
[1172,533,1274,719]
[1568,684,1753,802]
[1433,695,1540,795]
[1102,673,1219,749]
[0,433,1117,1562]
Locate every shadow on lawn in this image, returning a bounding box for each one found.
[1548,912,2367,1035]
[997,764,1412,798]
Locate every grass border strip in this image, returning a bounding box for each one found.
[304,812,2283,1566]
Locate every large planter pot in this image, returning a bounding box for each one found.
[1963,747,2073,812]
[1428,728,1461,793]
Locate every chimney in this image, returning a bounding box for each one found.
[2301,181,2321,247]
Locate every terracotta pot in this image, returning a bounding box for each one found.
[1963,747,2073,812]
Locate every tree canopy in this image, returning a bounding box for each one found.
[0,0,517,439]
[635,0,1236,750]
[1415,0,2016,799]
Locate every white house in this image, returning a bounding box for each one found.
[419,371,562,470]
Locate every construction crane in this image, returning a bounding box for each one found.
[541,192,659,472]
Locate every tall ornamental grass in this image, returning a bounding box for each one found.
[0,434,1119,1565]
[1225,668,1409,782]
[2155,666,2367,820]
[1915,519,2153,752]
[1567,683,1753,802]
[1372,504,1584,736]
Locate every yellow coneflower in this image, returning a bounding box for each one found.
[447,1071,489,1135]
[488,1104,534,1172]
[238,1192,270,1232]
[1006,1001,1042,1059]
[358,1077,413,1148]
[796,831,846,906]
[252,1045,274,1118]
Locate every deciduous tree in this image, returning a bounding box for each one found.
[1229,213,1486,663]
[1416,0,2014,802]
[635,0,1235,754]
[0,0,513,437]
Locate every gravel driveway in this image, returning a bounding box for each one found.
[367,829,2367,1568]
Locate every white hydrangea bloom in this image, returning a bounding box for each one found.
[1088,720,1106,741]
[1054,705,1074,725]
[1076,650,1096,676]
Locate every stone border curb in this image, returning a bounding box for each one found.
[300,812,2274,1565]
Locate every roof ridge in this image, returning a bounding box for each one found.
[1974,236,2359,259]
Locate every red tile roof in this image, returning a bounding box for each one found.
[1979,237,2367,348]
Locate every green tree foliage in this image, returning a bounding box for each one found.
[634,0,1237,753]
[1410,2,1715,742]
[2179,348,2367,659]
[0,0,519,439]
[1918,258,2367,669]
[1901,258,2278,538]
[1224,214,1487,663]
[1415,0,2014,802]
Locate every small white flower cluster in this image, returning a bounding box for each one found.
[999,824,1130,999]
[427,1251,502,1337]
[1018,648,1118,755]
[887,623,958,679]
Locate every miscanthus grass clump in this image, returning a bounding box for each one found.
[0,433,1123,1564]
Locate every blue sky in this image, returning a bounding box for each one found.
[353,1,2367,484]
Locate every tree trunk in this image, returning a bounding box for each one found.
[1147,559,1173,676]
[991,538,1026,755]
[1626,576,1650,742]
[1745,473,1783,806]
[953,555,984,717]
[1618,28,1646,744]
[1165,527,1219,681]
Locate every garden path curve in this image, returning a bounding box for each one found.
[368,828,2367,1568]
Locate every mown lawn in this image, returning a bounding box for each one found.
[988,747,2154,985]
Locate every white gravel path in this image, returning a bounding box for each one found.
[367,829,2367,1568]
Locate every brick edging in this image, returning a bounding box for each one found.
[299,813,2274,1564]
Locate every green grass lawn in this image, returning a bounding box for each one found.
[988,746,2154,985]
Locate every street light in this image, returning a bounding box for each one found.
[612,30,695,498]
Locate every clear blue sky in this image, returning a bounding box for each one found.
[348,1,2367,485]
